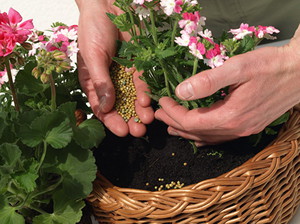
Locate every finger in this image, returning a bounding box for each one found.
[127,117,147,137]
[168,126,238,145]
[175,57,249,100]
[133,70,152,108]
[156,97,232,132]
[135,100,154,125]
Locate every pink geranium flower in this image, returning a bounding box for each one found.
[0,32,16,56]
[0,8,34,44]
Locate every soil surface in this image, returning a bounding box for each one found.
[94,120,278,191]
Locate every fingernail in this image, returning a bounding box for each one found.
[169,130,178,136]
[177,81,193,99]
[99,95,106,112]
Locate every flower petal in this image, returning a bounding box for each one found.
[8,8,22,24]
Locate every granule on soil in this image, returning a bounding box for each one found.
[94,119,278,191]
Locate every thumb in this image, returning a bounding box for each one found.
[77,52,115,113]
[175,58,246,100]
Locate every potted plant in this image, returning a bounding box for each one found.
[0,8,105,224]
[86,0,300,223]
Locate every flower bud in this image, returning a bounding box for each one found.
[21,42,33,50]
[59,61,71,71]
[53,50,67,61]
[40,73,49,84]
[45,68,53,75]
[55,66,63,73]
[17,56,25,66]
[40,49,47,56]
[32,67,41,79]
[9,57,17,65]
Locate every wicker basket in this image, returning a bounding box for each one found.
[87,104,300,224]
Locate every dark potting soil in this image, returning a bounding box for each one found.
[94,120,279,191]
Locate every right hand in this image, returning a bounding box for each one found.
[75,0,154,137]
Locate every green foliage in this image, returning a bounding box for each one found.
[0,23,105,223]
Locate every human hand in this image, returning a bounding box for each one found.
[155,25,300,146]
[75,0,154,137]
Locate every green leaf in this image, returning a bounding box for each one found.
[155,48,177,59]
[19,111,73,149]
[235,35,255,54]
[44,142,97,200]
[269,112,289,127]
[57,102,77,125]
[13,159,39,193]
[32,200,84,224]
[106,12,117,22]
[46,118,73,149]
[0,117,5,138]
[112,57,134,68]
[14,62,49,96]
[0,195,25,224]
[73,119,105,149]
[112,13,132,32]
[0,143,21,168]
[264,127,277,135]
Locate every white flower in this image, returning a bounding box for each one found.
[160,0,176,16]
[135,6,150,20]
[175,30,190,46]
[133,0,145,5]
[199,29,212,39]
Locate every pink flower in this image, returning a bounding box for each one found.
[229,23,255,40]
[0,32,16,56]
[188,36,206,59]
[255,25,279,39]
[0,8,34,44]
[174,0,183,14]
[178,12,205,34]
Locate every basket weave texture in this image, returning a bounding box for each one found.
[87,104,300,224]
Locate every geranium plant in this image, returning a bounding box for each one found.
[108,0,289,146]
[0,8,105,224]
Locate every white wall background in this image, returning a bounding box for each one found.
[0,0,79,30]
[1,1,299,224]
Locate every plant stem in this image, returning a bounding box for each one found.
[28,205,47,215]
[4,57,20,111]
[127,9,137,40]
[192,57,198,76]
[36,141,47,173]
[158,59,172,97]
[49,74,56,111]
[171,19,178,47]
[149,9,158,45]
[189,140,198,154]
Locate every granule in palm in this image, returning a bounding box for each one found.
[110,63,141,123]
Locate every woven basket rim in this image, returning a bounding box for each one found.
[88,104,300,223]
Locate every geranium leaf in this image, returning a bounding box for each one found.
[20,111,73,148]
[74,119,105,149]
[0,143,21,168]
[13,159,39,193]
[57,102,77,125]
[46,118,73,149]
[44,142,97,199]
[0,117,4,138]
[32,200,84,224]
[0,196,25,224]
[15,62,49,96]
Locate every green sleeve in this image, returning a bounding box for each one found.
[199,0,300,41]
